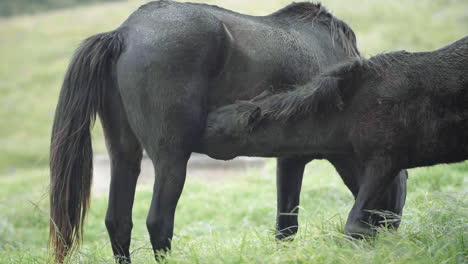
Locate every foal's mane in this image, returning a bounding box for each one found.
[257,51,406,120]
[271,2,360,58]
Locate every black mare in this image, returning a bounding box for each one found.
[201,36,468,237]
[49,1,406,262]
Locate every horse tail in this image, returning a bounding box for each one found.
[49,30,125,262]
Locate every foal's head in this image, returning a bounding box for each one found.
[202,102,261,159]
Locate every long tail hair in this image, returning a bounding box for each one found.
[49,30,125,262]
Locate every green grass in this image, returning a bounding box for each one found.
[0,161,466,263]
[0,0,467,263]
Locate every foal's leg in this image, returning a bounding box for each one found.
[327,156,361,198]
[100,94,143,263]
[345,156,399,238]
[329,156,407,229]
[275,156,312,240]
[372,170,407,229]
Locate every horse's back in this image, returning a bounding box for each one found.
[117,1,353,109]
[189,2,352,107]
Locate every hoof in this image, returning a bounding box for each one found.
[345,221,376,239]
[275,233,296,241]
[275,226,298,241]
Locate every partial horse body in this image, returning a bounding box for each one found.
[201,36,468,237]
[49,1,406,262]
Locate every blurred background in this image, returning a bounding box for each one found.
[0,0,467,263]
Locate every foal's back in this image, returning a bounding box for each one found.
[409,37,468,165]
[348,37,468,167]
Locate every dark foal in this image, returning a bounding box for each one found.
[49,1,407,262]
[201,36,468,238]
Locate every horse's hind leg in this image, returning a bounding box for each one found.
[100,92,143,263]
[145,147,191,259]
[135,107,203,260]
[115,15,224,259]
[117,67,208,260]
[275,156,312,240]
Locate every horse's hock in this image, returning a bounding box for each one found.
[92,153,266,194]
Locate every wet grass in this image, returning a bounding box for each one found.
[0,0,467,263]
[0,161,466,263]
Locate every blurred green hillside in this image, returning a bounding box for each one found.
[0,0,122,17]
[0,1,467,263]
[0,0,467,174]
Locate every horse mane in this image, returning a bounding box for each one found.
[258,51,406,120]
[143,2,359,58]
[271,2,360,58]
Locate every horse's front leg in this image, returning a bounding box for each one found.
[275,156,313,240]
[345,155,400,238]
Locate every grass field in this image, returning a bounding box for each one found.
[0,0,467,263]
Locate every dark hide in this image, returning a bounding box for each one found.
[201,36,468,237]
[49,31,124,262]
[49,1,405,263]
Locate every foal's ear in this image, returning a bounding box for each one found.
[246,106,261,128]
[237,103,262,129]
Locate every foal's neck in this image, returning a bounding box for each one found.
[244,115,347,157]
